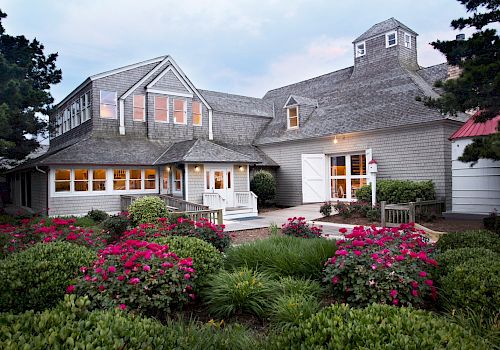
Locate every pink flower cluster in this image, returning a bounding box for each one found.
[282,217,323,239]
[324,223,438,307]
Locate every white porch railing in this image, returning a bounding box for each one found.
[234,191,258,211]
[203,191,258,216]
[203,193,226,210]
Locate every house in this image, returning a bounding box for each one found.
[7,18,467,219]
[447,113,500,217]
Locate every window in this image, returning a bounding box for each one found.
[386,31,397,47]
[92,169,106,191]
[155,96,168,122]
[214,171,224,189]
[192,101,202,126]
[330,154,368,200]
[81,92,90,122]
[113,169,126,190]
[74,169,89,191]
[71,101,80,128]
[55,113,62,136]
[145,169,156,189]
[162,168,170,192]
[355,41,366,57]
[63,109,70,133]
[129,169,142,190]
[133,95,145,121]
[206,171,210,190]
[100,90,117,119]
[173,169,182,192]
[173,99,186,124]
[227,170,231,189]
[287,106,299,129]
[404,33,411,48]
[55,169,71,192]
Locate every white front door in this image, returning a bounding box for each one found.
[205,166,234,207]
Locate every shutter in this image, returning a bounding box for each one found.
[301,154,327,203]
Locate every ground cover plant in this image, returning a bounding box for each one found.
[281,217,322,238]
[323,224,438,307]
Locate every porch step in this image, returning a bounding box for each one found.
[224,207,258,220]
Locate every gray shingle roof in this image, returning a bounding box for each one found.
[285,95,318,108]
[353,18,418,43]
[214,143,279,167]
[199,89,273,117]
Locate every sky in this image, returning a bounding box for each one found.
[1,0,476,102]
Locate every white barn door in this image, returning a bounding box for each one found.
[301,154,326,203]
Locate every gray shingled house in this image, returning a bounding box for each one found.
[8,18,466,218]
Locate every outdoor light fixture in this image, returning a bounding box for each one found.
[166,166,171,172]
[239,166,245,171]
[194,165,200,172]
[333,135,338,144]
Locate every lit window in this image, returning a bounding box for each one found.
[356,41,365,57]
[174,169,182,192]
[330,154,369,200]
[192,101,202,126]
[100,90,117,119]
[133,95,145,121]
[162,168,170,192]
[55,169,70,192]
[113,169,126,190]
[74,169,89,191]
[287,106,299,129]
[404,33,411,48]
[92,169,106,191]
[386,31,397,48]
[155,96,168,122]
[173,99,186,124]
[129,169,142,190]
[145,169,156,189]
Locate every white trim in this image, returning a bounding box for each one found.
[173,98,187,125]
[184,165,189,201]
[328,153,369,201]
[147,88,193,98]
[132,94,146,122]
[355,41,366,57]
[192,101,202,126]
[283,95,298,109]
[120,58,169,101]
[172,167,183,196]
[403,32,412,49]
[154,95,169,123]
[208,109,214,140]
[385,31,397,48]
[287,106,299,129]
[147,66,193,94]
[91,56,166,81]
[119,99,125,135]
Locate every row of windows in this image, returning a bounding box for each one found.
[355,31,412,58]
[54,92,91,137]
[100,90,202,126]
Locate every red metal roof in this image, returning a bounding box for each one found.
[449,112,500,140]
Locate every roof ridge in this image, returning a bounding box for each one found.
[208,140,255,161]
[182,139,201,161]
[199,89,265,101]
[153,142,175,165]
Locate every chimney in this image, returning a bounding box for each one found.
[446,34,465,80]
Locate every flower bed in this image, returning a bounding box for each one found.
[282,217,322,238]
[323,224,438,307]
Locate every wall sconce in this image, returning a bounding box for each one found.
[166,166,171,172]
[194,165,200,172]
[239,165,245,171]
[333,135,338,144]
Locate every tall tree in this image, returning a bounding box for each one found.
[0,9,61,162]
[426,0,499,163]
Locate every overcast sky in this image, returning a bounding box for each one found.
[1,0,475,101]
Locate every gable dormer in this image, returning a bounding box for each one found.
[283,95,318,130]
[352,18,419,75]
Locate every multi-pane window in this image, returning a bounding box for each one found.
[55,113,62,136]
[145,169,156,189]
[100,90,117,119]
[81,92,91,122]
[74,169,89,191]
[55,169,71,192]
[133,95,145,121]
[356,41,366,57]
[330,154,368,200]
[287,106,299,129]
[155,96,168,122]
[174,169,182,192]
[113,169,126,190]
[129,169,142,190]
[386,31,397,47]
[71,101,80,128]
[173,99,186,124]
[404,33,411,48]
[162,168,170,192]
[192,101,202,126]
[63,109,70,132]
[92,169,106,191]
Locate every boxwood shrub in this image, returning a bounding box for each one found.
[128,196,167,224]
[0,242,96,312]
[250,170,276,206]
[356,179,436,204]
[436,230,500,253]
[436,247,499,275]
[269,303,490,349]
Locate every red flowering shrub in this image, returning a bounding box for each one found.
[72,239,196,316]
[323,223,438,308]
[124,217,230,251]
[282,217,322,239]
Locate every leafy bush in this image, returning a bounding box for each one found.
[0,242,96,312]
[224,235,337,280]
[250,170,276,206]
[74,239,196,316]
[439,257,500,317]
[333,201,377,220]
[483,211,500,236]
[323,224,438,307]
[333,201,351,218]
[277,276,323,297]
[151,236,222,283]
[366,205,381,221]
[269,303,490,349]
[86,209,109,223]
[437,247,498,275]
[201,268,278,318]
[269,294,321,329]
[356,179,436,204]
[436,230,500,253]
[100,213,130,242]
[319,201,332,217]
[128,196,167,224]
[282,217,322,238]
[0,214,17,225]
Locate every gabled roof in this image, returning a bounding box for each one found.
[450,112,500,140]
[199,89,272,118]
[284,95,318,108]
[353,17,418,43]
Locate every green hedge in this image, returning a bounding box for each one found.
[356,179,436,204]
[250,170,276,206]
[129,196,167,224]
[436,247,499,275]
[0,242,96,313]
[269,303,490,349]
[436,230,500,253]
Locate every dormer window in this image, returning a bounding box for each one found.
[287,106,299,129]
[404,32,411,48]
[385,31,397,48]
[355,41,366,57]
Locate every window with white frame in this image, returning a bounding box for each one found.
[81,92,91,122]
[74,169,89,191]
[386,31,397,48]
[155,96,168,122]
[55,113,62,136]
[162,168,170,193]
[129,169,142,190]
[133,95,145,121]
[330,154,368,200]
[173,169,182,193]
[71,101,80,128]
[287,106,299,129]
[355,41,366,57]
[145,169,156,189]
[113,169,126,190]
[63,109,70,133]
[92,169,106,191]
[100,90,117,119]
[404,32,411,48]
[173,99,187,124]
[55,169,71,192]
[192,101,202,126]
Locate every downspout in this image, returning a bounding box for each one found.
[35,166,46,174]
[119,98,125,135]
[208,109,213,140]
